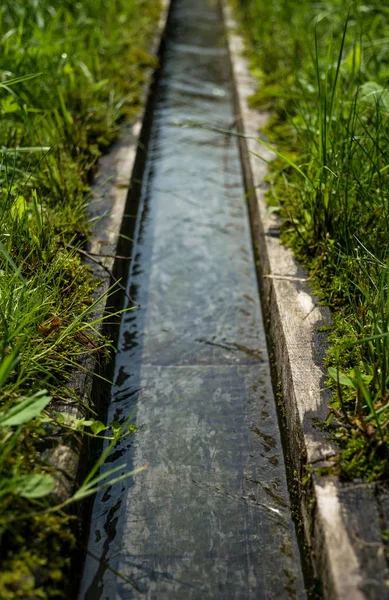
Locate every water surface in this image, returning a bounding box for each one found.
[79,0,306,597]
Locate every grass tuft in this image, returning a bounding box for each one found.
[234,0,389,480]
[0,0,162,596]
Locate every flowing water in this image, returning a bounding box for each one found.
[79,0,306,597]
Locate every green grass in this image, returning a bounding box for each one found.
[0,0,161,597]
[233,0,389,480]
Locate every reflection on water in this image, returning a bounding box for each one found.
[79,0,306,598]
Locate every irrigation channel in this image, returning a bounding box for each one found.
[79,0,306,598]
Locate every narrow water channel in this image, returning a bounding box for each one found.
[79,0,306,597]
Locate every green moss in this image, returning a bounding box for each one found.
[0,514,75,599]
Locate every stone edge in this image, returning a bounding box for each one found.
[221,1,389,598]
[46,0,172,503]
